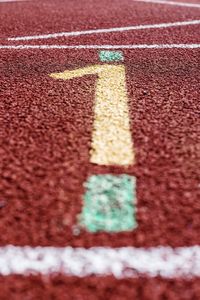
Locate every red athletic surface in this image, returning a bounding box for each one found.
[0,276,200,300]
[0,0,200,299]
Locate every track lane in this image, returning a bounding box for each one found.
[0,48,199,247]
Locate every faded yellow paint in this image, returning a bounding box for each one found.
[50,64,134,166]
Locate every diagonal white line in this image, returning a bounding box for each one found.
[0,44,200,49]
[136,0,200,9]
[7,20,200,41]
[0,246,200,277]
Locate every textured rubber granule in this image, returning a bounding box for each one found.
[0,275,200,300]
[1,0,200,41]
[0,0,200,298]
[0,49,199,247]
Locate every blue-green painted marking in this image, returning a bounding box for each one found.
[99,50,124,62]
[79,174,137,233]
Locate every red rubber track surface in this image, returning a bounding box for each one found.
[0,276,200,300]
[1,0,200,42]
[1,49,199,247]
[0,0,200,298]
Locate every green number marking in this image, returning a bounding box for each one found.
[99,50,124,62]
[79,174,137,232]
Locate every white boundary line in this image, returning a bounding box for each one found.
[0,246,200,277]
[0,44,200,49]
[136,0,200,9]
[7,20,200,41]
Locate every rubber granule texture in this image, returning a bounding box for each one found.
[0,50,199,247]
[0,276,200,300]
[0,0,200,298]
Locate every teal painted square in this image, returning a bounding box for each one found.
[99,50,124,62]
[79,174,137,233]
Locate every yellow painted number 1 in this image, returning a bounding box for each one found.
[50,64,134,166]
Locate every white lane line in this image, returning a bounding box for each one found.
[0,246,200,277]
[1,44,200,49]
[7,20,200,41]
[0,44,200,49]
[136,0,200,9]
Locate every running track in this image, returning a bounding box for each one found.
[0,0,200,299]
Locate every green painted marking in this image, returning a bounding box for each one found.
[79,174,137,233]
[99,50,124,62]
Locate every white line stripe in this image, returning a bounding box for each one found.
[7,20,200,41]
[0,246,200,277]
[137,0,200,9]
[0,44,200,50]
